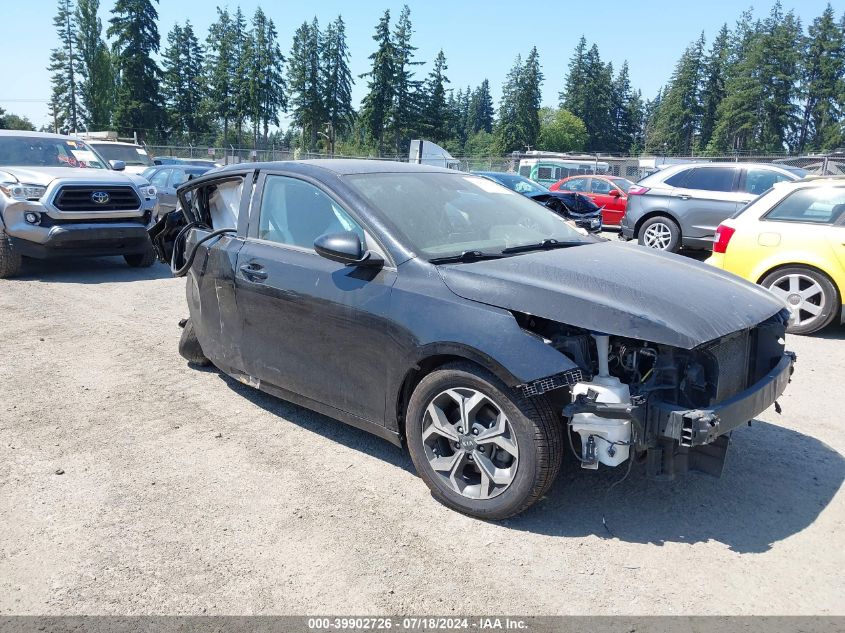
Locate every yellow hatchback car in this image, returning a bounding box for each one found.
[706,178,845,334]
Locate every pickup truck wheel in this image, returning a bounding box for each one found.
[0,229,22,278]
[124,244,156,268]
[761,266,839,335]
[406,362,562,519]
[638,215,680,252]
[179,318,211,366]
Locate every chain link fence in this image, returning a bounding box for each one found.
[145,144,845,180]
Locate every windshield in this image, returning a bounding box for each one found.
[89,143,153,167]
[346,172,591,259]
[609,177,635,193]
[0,136,106,169]
[483,173,548,196]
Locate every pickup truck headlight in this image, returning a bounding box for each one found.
[142,185,157,199]
[0,182,47,201]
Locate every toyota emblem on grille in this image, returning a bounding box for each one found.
[91,191,110,204]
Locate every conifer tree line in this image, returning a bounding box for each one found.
[40,0,845,156]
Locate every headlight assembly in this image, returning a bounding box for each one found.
[0,182,47,201]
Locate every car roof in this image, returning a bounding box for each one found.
[0,129,83,140]
[216,159,457,176]
[87,140,142,147]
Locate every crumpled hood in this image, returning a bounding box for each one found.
[438,240,787,349]
[0,166,144,187]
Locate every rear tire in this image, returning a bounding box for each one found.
[406,362,563,519]
[0,229,22,278]
[179,318,211,366]
[124,243,156,268]
[638,215,681,252]
[761,266,839,335]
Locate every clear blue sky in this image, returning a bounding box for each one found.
[1,0,837,130]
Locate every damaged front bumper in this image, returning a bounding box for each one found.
[564,350,796,479]
[653,351,794,447]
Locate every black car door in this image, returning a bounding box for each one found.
[176,173,253,371]
[234,172,399,426]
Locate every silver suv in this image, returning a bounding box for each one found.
[620,162,802,252]
[0,131,159,278]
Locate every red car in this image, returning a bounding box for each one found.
[549,175,635,227]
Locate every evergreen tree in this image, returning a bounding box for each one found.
[421,50,450,143]
[609,61,638,152]
[360,10,394,152]
[288,18,323,150]
[709,9,765,153]
[560,36,588,124]
[108,0,162,139]
[494,55,523,153]
[627,89,646,153]
[698,24,729,151]
[582,45,614,150]
[320,16,354,142]
[797,3,843,151]
[204,7,237,144]
[48,0,81,133]
[161,21,205,140]
[75,0,113,129]
[759,3,802,151]
[562,40,613,150]
[231,7,251,146]
[647,34,706,154]
[468,79,494,134]
[389,5,424,153]
[246,9,286,147]
[517,46,543,150]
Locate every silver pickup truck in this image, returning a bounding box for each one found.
[0,130,159,278]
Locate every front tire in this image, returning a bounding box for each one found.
[406,362,563,519]
[124,243,156,268]
[638,215,681,252]
[0,229,22,278]
[761,266,839,335]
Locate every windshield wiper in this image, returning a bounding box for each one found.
[500,238,585,254]
[429,250,504,264]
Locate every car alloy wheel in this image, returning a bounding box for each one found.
[421,387,519,500]
[766,272,827,329]
[642,221,674,250]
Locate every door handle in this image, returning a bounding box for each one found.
[676,194,691,200]
[239,263,268,281]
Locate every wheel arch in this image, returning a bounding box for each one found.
[756,261,842,307]
[756,260,841,297]
[391,347,529,443]
[634,209,682,238]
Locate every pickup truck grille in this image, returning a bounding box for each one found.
[53,186,140,212]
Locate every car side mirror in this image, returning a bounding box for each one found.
[314,231,384,268]
[109,160,126,171]
[609,189,621,197]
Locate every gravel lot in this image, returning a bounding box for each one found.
[1,256,843,616]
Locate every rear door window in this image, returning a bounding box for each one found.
[677,167,737,192]
[764,187,845,224]
[742,168,793,195]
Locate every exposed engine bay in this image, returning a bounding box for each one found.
[513,310,793,480]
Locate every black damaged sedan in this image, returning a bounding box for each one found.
[150,160,795,519]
